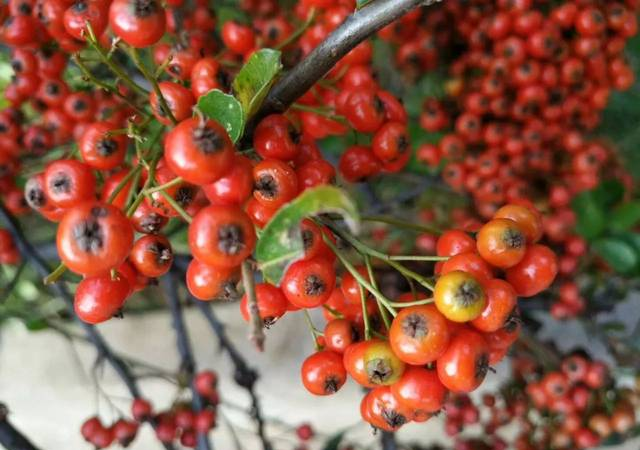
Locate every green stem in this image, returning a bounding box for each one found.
[362,215,442,235]
[364,255,391,330]
[386,260,435,292]
[144,176,183,195]
[127,46,178,125]
[275,8,317,50]
[72,54,148,117]
[158,191,193,224]
[43,262,67,285]
[322,304,344,319]
[106,165,142,205]
[85,24,148,97]
[126,153,162,217]
[290,103,347,123]
[322,234,397,318]
[302,310,322,351]
[360,283,372,341]
[388,298,433,308]
[388,255,449,261]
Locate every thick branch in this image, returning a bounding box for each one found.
[0,203,174,450]
[161,273,212,450]
[0,405,40,450]
[253,0,433,124]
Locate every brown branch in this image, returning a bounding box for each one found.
[241,261,265,352]
[0,404,40,450]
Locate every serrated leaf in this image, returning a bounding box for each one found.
[321,430,347,450]
[197,89,244,143]
[572,191,606,240]
[256,186,359,284]
[592,237,639,275]
[609,201,640,232]
[232,49,282,119]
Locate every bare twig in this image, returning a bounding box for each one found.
[188,294,272,450]
[0,404,41,450]
[241,261,264,352]
[161,273,212,450]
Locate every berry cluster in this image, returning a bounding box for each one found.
[80,370,219,448]
[392,0,640,319]
[443,355,638,450]
[294,204,557,432]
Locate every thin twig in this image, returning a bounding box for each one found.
[161,273,212,450]
[0,403,41,450]
[241,261,264,352]
[189,295,272,450]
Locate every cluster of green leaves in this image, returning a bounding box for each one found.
[572,180,640,275]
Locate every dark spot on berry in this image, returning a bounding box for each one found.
[502,227,525,249]
[304,274,326,296]
[302,229,314,251]
[133,0,160,17]
[149,241,172,266]
[139,213,164,234]
[50,172,71,194]
[193,125,226,154]
[175,186,195,206]
[217,224,245,256]
[475,352,489,381]
[45,82,60,96]
[73,99,87,111]
[454,280,483,308]
[323,376,341,394]
[366,357,393,384]
[401,313,428,339]
[73,218,104,253]
[255,174,278,199]
[25,179,46,209]
[72,0,88,12]
[382,409,407,430]
[96,138,118,156]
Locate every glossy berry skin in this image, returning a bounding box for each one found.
[129,234,173,278]
[323,318,358,354]
[63,0,109,41]
[471,279,517,333]
[202,155,253,206]
[79,122,127,170]
[361,386,412,432]
[164,118,234,185]
[239,283,287,325]
[74,273,130,324]
[301,350,347,396]
[389,304,450,365]
[150,82,195,126]
[476,218,527,269]
[436,230,476,257]
[506,244,558,297]
[253,114,300,161]
[434,271,486,323]
[343,339,405,388]
[281,257,336,308]
[338,145,381,182]
[131,398,153,421]
[440,252,494,284]
[252,159,299,208]
[188,204,256,268]
[44,159,96,208]
[109,0,166,48]
[391,366,447,414]
[112,419,138,447]
[57,202,134,276]
[493,204,542,243]
[344,89,385,133]
[221,21,255,55]
[186,259,238,301]
[194,370,217,397]
[372,121,410,164]
[437,328,489,393]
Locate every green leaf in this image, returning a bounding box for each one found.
[321,430,347,450]
[592,237,639,275]
[609,201,640,232]
[571,191,606,240]
[232,49,282,119]
[356,0,373,8]
[197,89,245,143]
[592,179,625,209]
[256,186,359,284]
[24,318,49,331]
